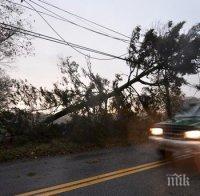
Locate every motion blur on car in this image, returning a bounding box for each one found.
[149,99,200,158]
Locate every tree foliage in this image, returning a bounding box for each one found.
[0,0,32,65]
[128,21,200,117]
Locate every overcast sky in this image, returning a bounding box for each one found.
[9,0,200,96]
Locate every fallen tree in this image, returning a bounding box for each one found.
[44,21,200,123]
[44,64,161,123]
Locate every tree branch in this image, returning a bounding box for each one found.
[138,79,160,86]
[43,64,162,124]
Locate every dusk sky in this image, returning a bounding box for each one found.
[10,0,200,96]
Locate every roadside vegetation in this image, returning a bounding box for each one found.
[0,1,199,162]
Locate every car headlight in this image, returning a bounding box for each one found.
[150,128,163,136]
[184,130,200,139]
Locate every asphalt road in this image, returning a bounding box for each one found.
[0,142,200,196]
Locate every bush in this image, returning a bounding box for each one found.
[27,124,63,143]
[0,108,152,150]
[67,114,132,146]
[0,110,65,146]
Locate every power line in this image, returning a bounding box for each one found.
[4,0,129,60]
[1,24,127,60]
[25,1,87,57]
[0,23,129,61]
[3,1,110,40]
[24,0,95,59]
[35,0,131,39]
[29,0,129,43]
[4,0,109,37]
[25,0,126,61]
[5,0,129,43]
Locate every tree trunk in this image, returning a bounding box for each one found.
[43,65,161,124]
[164,81,172,119]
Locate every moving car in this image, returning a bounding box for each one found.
[149,100,200,157]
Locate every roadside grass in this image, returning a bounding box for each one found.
[0,130,148,162]
[0,139,84,162]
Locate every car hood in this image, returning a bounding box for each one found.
[156,118,200,128]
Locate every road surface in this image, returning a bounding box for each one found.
[0,142,200,195]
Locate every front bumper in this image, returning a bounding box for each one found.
[149,136,200,153]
